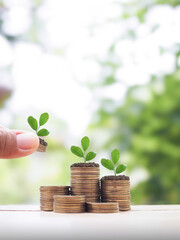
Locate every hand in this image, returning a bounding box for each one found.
[0,126,39,159]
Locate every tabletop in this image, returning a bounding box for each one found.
[0,205,180,240]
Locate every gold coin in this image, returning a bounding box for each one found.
[71,189,99,194]
[54,209,85,213]
[119,207,131,211]
[87,202,118,208]
[54,203,84,206]
[40,186,69,190]
[54,206,85,211]
[87,202,119,213]
[40,208,53,211]
[71,185,100,189]
[40,190,69,193]
[101,189,130,192]
[71,167,99,172]
[102,186,130,189]
[71,179,99,183]
[101,195,130,199]
[53,195,85,203]
[71,176,99,179]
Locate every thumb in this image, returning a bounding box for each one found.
[0,127,39,159]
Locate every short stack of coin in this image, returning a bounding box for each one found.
[101,176,131,211]
[53,195,85,213]
[87,202,119,213]
[71,163,100,202]
[40,186,69,211]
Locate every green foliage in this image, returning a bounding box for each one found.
[39,112,49,126]
[27,116,38,131]
[70,136,96,163]
[111,149,120,164]
[86,152,97,161]
[27,112,50,137]
[116,164,127,174]
[37,129,50,137]
[101,149,127,176]
[93,71,180,203]
[101,159,114,170]
[70,146,84,157]
[81,136,90,151]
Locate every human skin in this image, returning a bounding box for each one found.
[0,126,39,159]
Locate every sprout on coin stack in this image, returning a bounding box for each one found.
[27,112,50,152]
[70,136,100,202]
[101,149,131,211]
[70,136,97,163]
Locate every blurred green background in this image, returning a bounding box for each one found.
[0,0,180,205]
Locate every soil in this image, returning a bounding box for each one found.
[101,175,129,181]
[39,137,48,146]
[71,163,99,168]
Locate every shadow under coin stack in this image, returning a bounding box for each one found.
[70,163,100,202]
[40,186,69,211]
[87,202,119,213]
[53,195,85,213]
[101,176,131,211]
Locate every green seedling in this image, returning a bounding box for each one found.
[101,149,126,176]
[70,136,96,163]
[27,112,50,137]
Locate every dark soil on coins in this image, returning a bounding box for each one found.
[101,175,129,180]
[71,163,99,168]
[39,137,48,146]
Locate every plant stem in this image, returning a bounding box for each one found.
[83,151,86,163]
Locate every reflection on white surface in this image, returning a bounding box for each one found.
[0,205,180,240]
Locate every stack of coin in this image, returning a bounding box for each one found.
[53,195,85,213]
[101,176,131,211]
[71,163,100,202]
[87,202,119,213]
[40,186,69,211]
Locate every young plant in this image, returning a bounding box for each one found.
[71,136,96,163]
[101,149,126,176]
[27,112,50,137]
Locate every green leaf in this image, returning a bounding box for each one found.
[101,158,114,170]
[37,129,50,136]
[71,146,83,157]
[111,149,120,164]
[116,164,127,174]
[39,112,49,126]
[86,152,96,161]
[27,116,38,131]
[81,136,90,151]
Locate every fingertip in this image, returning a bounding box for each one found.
[17,132,39,151]
[0,129,40,159]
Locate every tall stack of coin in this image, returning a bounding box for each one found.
[53,195,85,213]
[71,163,100,202]
[40,186,69,211]
[87,202,119,213]
[101,176,131,211]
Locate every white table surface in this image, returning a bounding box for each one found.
[0,205,180,240]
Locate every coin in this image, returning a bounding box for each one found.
[71,165,100,204]
[101,178,131,211]
[53,195,86,213]
[87,202,119,213]
[40,186,70,211]
[54,195,85,203]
